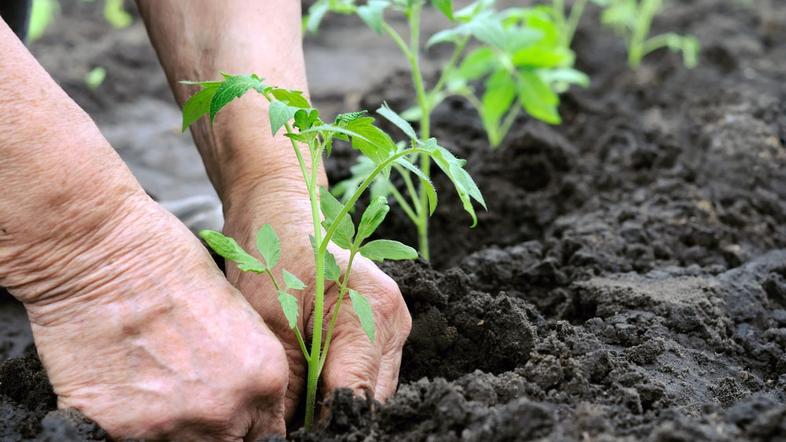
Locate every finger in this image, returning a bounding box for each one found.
[374,344,404,401]
[281,342,306,422]
[320,317,382,398]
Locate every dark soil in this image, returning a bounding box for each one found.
[2,0,786,440]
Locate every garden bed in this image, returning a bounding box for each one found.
[2,0,786,440]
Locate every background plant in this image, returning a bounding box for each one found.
[307,0,583,259]
[181,73,484,430]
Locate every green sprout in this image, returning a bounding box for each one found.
[306,0,584,258]
[593,0,699,68]
[181,73,483,430]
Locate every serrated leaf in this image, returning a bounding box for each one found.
[335,110,368,125]
[377,103,418,140]
[298,124,370,142]
[432,0,454,20]
[356,196,390,243]
[182,83,220,132]
[283,270,307,290]
[424,142,482,226]
[360,239,418,262]
[305,1,330,33]
[270,88,311,108]
[199,230,265,272]
[320,187,355,250]
[344,117,397,164]
[349,289,376,342]
[256,224,281,269]
[277,290,299,329]
[358,0,388,34]
[269,100,298,136]
[210,74,265,121]
[517,71,561,124]
[325,251,341,281]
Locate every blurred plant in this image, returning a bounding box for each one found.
[591,0,699,68]
[84,66,106,89]
[306,0,579,257]
[181,73,483,430]
[28,0,132,42]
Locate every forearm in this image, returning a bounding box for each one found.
[0,21,148,302]
[136,0,326,208]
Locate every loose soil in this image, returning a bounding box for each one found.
[2,0,786,440]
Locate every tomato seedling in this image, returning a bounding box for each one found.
[593,0,699,68]
[181,73,484,430]
[307,0,584,258]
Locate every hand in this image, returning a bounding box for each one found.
[222,177,412,421]
[11,193,289,441]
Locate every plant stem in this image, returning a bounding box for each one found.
[264,269,310,359]
[564,0,588,48]
[629,0,661,67]
[318,250,358,372]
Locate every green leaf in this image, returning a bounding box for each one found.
[85,67,106,90]
[270,88,311,108]
[277,290,299,329]
[325,251,341,281]
[539,68,590,88]
[199,230,265,273]
[320,187,355,250]
[356,196,390,243]
[480,69,517,146]
[517,70,561,124]
[344,117,397,164]
[182,83,220,132]
[335,111,368,125]
[349,289,376,342]
[210,74,265,121]
[103,0,133,29]
[305,0,330,33]
[298,124,370,142]
[256,224,281,269]
[283,270,307,290]
[423,141,483,226]
[457,47,498,81]
[512,46,574,68]
[358,0,389,34]
[377,103,418,140]
[360,239,418,262]
[432,0,454,20]
[269,100,299,136]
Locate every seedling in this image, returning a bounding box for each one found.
[307,0,585,258]
[181,73,483,430]
[592,0,699,68]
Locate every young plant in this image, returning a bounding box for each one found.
[181,73,484,430]
[307,0,584,258]
[593,0,699,68]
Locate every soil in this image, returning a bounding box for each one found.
[2,0,786,441]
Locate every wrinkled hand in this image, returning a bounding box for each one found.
[15,194,289,441]
[223,178,412,421]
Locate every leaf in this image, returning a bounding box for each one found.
[199,230,265,273]
[517,70,561,124]
[335,111,368,125]
[512,46,574,68]
[377,103,418,140]
[256,224,281,269]
[325,251,341,281]
[349,289,376,342]
[360,239,418,262]
[182,83,220,132]
[432,0,454,20]
[344,117,397,164]
[270,88,311,108]
[305,0,330,33]
[298,124,370,142]
[283,270,307,290]
[277,291,299,329]
[103,0,133,29]
[480,69,517,146]
[356,196,390,243]
[358,0,389,34]
[423,141,482,226]
[457,47,498,81]
[320,187,355,250]
[268,100,298,136]
[210,74,265,121]
[539,68,590,88]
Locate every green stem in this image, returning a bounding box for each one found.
[318,249,358,372]
[263,269,310,360]
[396,164,422,217]
[428,36,470,104]
[389,184,420,224]
[564,0,588,48]
[629,0,661,67]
